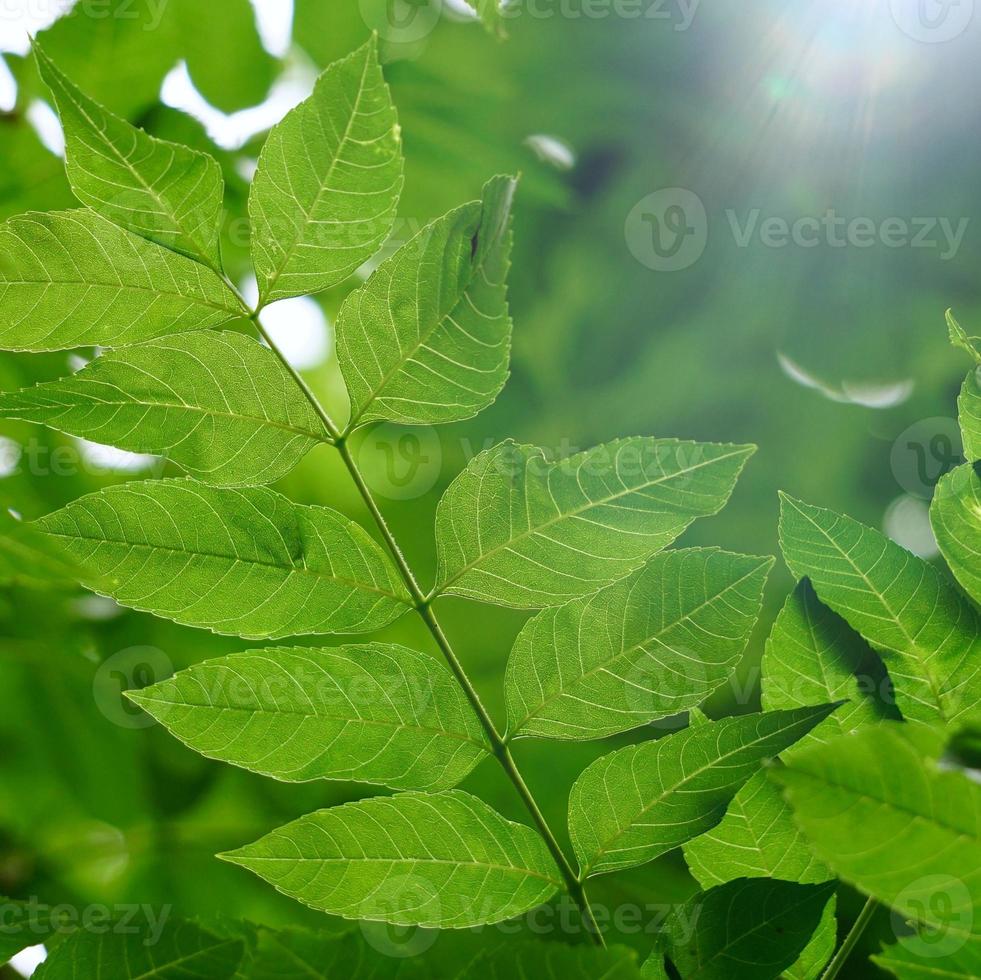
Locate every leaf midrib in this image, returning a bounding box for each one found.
[257,48,373,305]
[132,692,488,752]
[40,526,410,604]
[515,559,766,732]
[583,716,822,874]
[43,49,220,269]
[437,445,750,596]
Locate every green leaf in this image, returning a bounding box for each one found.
[779,494,981,724]
[337,176,514,429]
[657,878,836,980]
[762,578,898,753]
[0,331,326,486]
[452,942,645,979]
[0,516,81,588]
[773,723,981,947]
[249,37,403,305]
[33,919,244,979]
[683,771,831,887]
[434,438,755,608]
[568,705,837,878]
[874,935,981,980]
[173,0,277,113]
[34,42,225,268]
[221,790,560,928]
[128,642,490,791]
[35,479,411,638]
[782,895,837,980]
[948,312,981,461]
[505,548,772,740]
[0,897,62,964]
[685,580,894,887]
[0,209,241,352]
[931,464,981,606]
[948,310,981,365]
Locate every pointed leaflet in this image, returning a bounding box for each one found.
[505,549,772,740]
[337,176,514,429]
[931,465,981,606]
[249,37,403,305]
[34,42,224,267]
[35,479,411,639]
[773,723,981,948]
[779,494,981,724]
[685,580,894,887]
[222,790,560,928]
[0,210,240,352]
[33,919,244,979]
[434,438,755,608]
[129,643,490,791]
[655,878,836,980]
[568,704,837,877]
[0,332,326,486]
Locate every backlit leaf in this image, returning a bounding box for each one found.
[337,176,514,429]
[128,643,490,791]
[655,878,836,980]
[249,37,403,305]
[34,42,225,267]
[35,479,412,638]
[221,790,560,928]
[779,493,981,724]
[874,935,981,980]
[931,464,981,606]
[505,548,771,740]
[773,723,981,948]
[0,209,241,352]
[0,331,326,486]
[568,705,837,878]
[434,438,754,608]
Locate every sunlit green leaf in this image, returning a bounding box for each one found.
[782,895,837,980]
[221,790,560,928]
[0,332,326,486]
[129,642,490,791]
[35,479,412,638]
[337,176,514,429]
[569,705,837,878]
[249,37,403,305]
[434,438,754,608]
[931,464,981,606]
[34,42,225,267]
[0,209,241,352]
[505,548,771,740]
[773,723,981,949]
[779,494,981,724]
[655,878,836,980]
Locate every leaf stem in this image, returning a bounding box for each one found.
[247,313,606,945]
[820,897,877,980]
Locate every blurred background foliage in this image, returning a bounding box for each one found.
[0,0,976,973]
